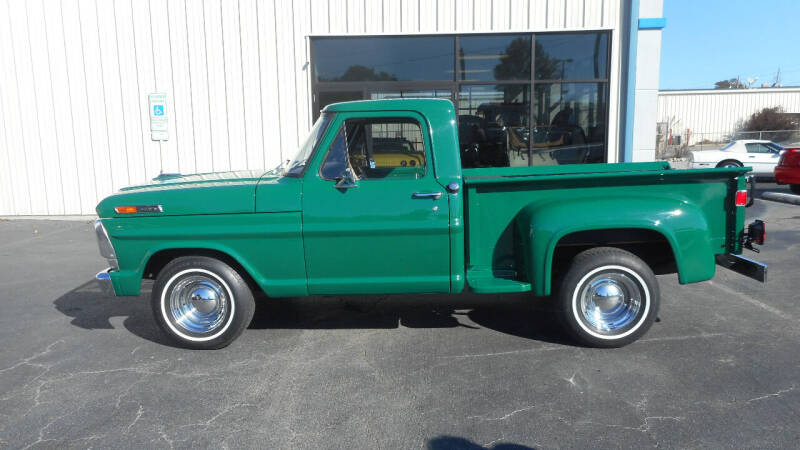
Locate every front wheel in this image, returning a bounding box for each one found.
[152,256,255,349]
[790,184,800,195]
[557,247,660,348]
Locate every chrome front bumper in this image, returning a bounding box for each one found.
[96,268,117,296]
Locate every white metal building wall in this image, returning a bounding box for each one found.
[0,0,622,216]
[657,88,800,145]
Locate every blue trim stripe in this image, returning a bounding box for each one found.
[639,17,666,29]
[622,0,639,163]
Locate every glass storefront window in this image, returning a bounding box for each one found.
[318,91,364,112]
[458,85,530,168]
[313,36,454,82]
[534,33,609,80]
[312,32,611,166]
[370,89,452,101]
[457,35,531,82]
[532,83,606,165]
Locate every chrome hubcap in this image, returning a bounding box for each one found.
[578,272,643,334]
[169,275,229,334]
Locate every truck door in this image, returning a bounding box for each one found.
[302,112,451,294]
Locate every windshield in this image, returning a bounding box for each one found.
[720,142,735,151]
[284,113,333,177]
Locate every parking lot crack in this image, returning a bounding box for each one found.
[746,385,798,404]
[0,339,64,374]
[442,346,563,359]
[469,404,537,422]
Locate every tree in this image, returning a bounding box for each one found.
[741,106,794,131]
[320,65,397,82]
[739,106,796,141]
[714,78,746,89]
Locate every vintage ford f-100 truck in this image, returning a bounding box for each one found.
[94,99,767,349]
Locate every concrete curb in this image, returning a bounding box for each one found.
[762,192,800,205]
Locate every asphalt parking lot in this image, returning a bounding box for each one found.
[1,185,798,449]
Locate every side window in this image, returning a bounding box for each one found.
[321,118,427,180]
[745,143,770,154]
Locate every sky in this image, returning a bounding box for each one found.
[659,0,800,90]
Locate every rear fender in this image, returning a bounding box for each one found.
[515,195,715,296]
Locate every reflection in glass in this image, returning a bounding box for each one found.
[458,35,531,81]
[313,37,454,82]
[535,33,609,80]
[318,91,364,115]
[532,83,606,165]
[370,90,452,102]
[458,85,530,168]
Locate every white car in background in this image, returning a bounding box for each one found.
[689,140,785,175]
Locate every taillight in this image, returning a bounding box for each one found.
[735,190,748,206]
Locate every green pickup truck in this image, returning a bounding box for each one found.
[94,99,766,349]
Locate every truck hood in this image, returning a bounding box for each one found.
[96,169,302,217]
[119,169,266,191]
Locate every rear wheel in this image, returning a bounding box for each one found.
[790,184,800,195]
[717,160,742,168]
[557,247,660,348]
[152,256,255,349]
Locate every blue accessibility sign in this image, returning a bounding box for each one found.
[153,105,164,116]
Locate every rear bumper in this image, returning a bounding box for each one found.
[774,166,800,184]
[96,268,118,296]
[716,254,767,282]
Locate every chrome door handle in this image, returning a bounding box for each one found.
[412,192,442,200]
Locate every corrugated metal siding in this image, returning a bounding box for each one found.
[0,0,621,216]
[657,88,800,144]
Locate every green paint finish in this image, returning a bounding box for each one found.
[464,164,746,296]
[94,99,754,299]
[102,213,306,297]
[302,109,452,294]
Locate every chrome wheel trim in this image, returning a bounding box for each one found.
[160,268,236,342]
[721,162,740,168]
[571,265,650,340]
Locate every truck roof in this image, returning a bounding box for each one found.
[322,98,454,113]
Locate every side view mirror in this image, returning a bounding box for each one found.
[334,167,358,190]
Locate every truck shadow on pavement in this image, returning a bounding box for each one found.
[53,280,166,344]
[427,435,535,449]
[53,281,572,347]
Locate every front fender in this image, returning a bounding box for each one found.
[515,195,715,296]
[103,213,307,297]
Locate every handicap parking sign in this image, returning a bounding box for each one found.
[148,93,168,140]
